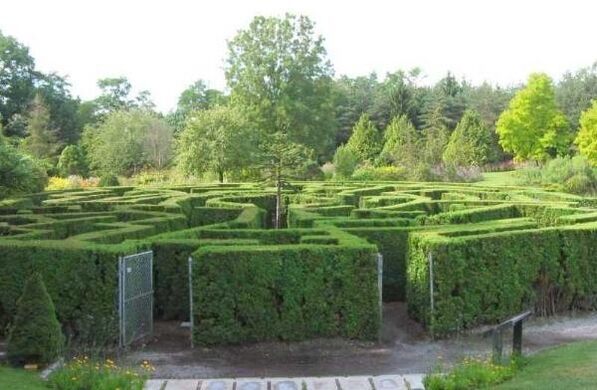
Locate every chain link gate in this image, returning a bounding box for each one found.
[118,251,154,347]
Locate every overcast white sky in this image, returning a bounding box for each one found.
[1,0,595,112]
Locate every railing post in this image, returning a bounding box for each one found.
[513,320,523,356]
[492,328,503,364]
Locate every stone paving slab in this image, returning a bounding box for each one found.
[271,378,303,390]
[200,379,235,390]
[236,378,268,390]
[146,375,426,390]
[166,379,201,390]
[303,377,338,390]
[338,376,372,390]
[372,376,407,390]
[145,379,166,390]
[402,374,425,390]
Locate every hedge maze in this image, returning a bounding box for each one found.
[1,182,596,346]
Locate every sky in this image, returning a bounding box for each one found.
[1,0,595,113]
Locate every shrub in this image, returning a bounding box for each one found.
[48,356,152,390]
[333,145,359,180]
[57,145,89,178]
[517,155,597,194]
[352,165,407,181]
[0,142,48,198]
[98,174,120,187]
[424,357,518,390]
[320,162,335,180]
[7,273,64,366]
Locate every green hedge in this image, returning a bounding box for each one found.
[406,222,597,336]
[190,243,380,345]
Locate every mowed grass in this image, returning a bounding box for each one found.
[493,340,597,389]
[0,366,46,389]
[476,171,521,187]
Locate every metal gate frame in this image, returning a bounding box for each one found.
[118,251,154,348]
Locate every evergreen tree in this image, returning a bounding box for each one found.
[443,110,493,166]
[57,144,89,177]
[333,144,359,179]
[346,113,382,162]
[7,273,64,366]
[421,106,450,165]
[378,115,420,167]
[21,94,61,160]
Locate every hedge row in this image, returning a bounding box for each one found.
[406,222,597,336]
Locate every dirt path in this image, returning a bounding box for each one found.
[123,303,597,378]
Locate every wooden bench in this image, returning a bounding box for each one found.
[485,310,532,363]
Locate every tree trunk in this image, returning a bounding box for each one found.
[218,170,224,183]
[275,168,282,229]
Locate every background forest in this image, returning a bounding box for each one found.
[1,14,597,198]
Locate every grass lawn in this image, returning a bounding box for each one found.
[0,366,46,389]
[493,340,597,389]
[475,171,521,187]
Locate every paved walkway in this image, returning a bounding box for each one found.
[145,375,426,390]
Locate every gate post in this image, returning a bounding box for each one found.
[188,256,194,348]
[118,255,124,348]
[377,253,383,344]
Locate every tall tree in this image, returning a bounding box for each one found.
[226,14,336,157]
[21,94,60,160]
[575,100,597,165]
[36,73,81,144]
[556,63,597,131]
[496,73,570,162]
[83,109,172,176]
[421,105,450,165]
[379,115,420,167]
[0,30,37,129]
[176,106,253,182]
[345,113,382,163]
[170,80,227,132]
[443,109,493,166]
[255,131,313,228]
[420,72,467,131]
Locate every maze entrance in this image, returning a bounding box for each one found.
[118,251,154,347]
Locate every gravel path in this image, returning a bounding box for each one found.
[124,304,597,379]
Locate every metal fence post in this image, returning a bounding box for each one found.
[188,256,194,348]
[428,251,435,338]
[376,253,383,343]
[118,256,123,348]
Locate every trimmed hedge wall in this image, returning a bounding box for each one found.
[406,222,597,336]
[190,243,380,345]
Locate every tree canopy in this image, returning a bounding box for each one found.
[575,100,597,165]
[496,73,570,162]
[226,14,336,157]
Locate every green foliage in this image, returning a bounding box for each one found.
[226,14,335,157]
[421,105,450,165]
[98,174,120,187]
[48,356,149,390]
[0,366,47,389]
[191,241,379,345]
[346,113,382,162]
[83,109,173,176]
[0,30,36,129]
[7,273,64,365]
[556,63,597,131]
[21,94,61,161]
[351,165,407,181]
[379,115,420,167]
[0,141,48,198]
[517,156,597,194]
[424,357,518,390]
[333,144,359,179]
[443,110,493,166]
[496,73,570,161]
[575,99,597,165]
[176,106,253,182]
[57,145,89,177]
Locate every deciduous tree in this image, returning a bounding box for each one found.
[575,100,597,165]
[496,73,570,162]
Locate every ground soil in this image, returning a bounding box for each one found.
[123,303,597,378]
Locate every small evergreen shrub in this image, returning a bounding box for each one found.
[98,174,120,187]
[7,273,64,366]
